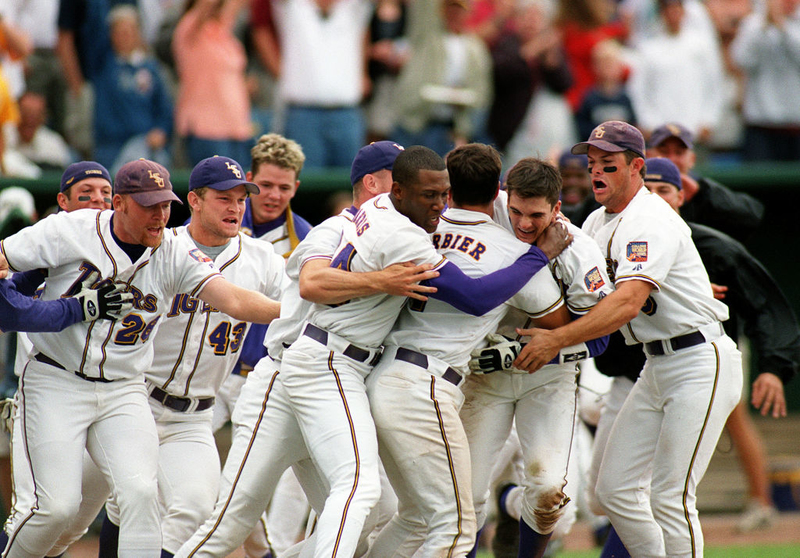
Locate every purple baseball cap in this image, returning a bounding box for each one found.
[189,156,258,194]
[350,141,405,185]
[60,161,112,193]
[644,157,682,190]
[114,159,182,206]
[572,121,646,158]
[649,122,694,149]
[558,150,588,170]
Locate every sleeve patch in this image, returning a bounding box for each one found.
[189,248,213,264]
[626,241,648,262]
[584,267,606,292]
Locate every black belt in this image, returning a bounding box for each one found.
[303,324,382,366]
[644,331,706,356]
[34,353,114,383]
[150,385,215,413]
[395,347,462,386]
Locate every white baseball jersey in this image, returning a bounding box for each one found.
[0,209,222,380]
[385,207,564,372]
[147,227,288,399]
[264,207,358,360]
[305,193,448,349]
[581,187,728,344]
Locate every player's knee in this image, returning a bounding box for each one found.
[594,473,625,515]
[37,494,82,531]
[114,475,158,513]
[521,486,570,535]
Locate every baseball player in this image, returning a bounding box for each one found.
[461,157,612,558]
[177,141,436,558]
[514,121,743,557]
[0,159,281,558]
[232,134,312,557]
[37,156,289,558]
[364,145,570,558]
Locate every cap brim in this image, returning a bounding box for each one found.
[129,189,183,206]
[572,140,628,155]
[204,179,260,195]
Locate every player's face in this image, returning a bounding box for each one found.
[247,163,299,225]
[507,193,559,245]
[560,166,592,207]
[395,169,450,233]
[587,146,640,213]
[190,186,248,245]
[113,195,171,247]
[58,178,113,212]
[645,181,684,212]
[650,137,695,174]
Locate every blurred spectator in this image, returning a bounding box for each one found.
[364,0,408,142]
[500,0,577,166]
[273,0,373,168]
[3,91,74,172]
[248,0,282,136]
[56,0,139,158]
[3,0,68,136]
[627,0,725,144]
[557,0,627,112]
[173,0,254,166]
[574,38,636,141]
[487,0,572,153]
[92,6,172,174]
[730,0,800,162]
[392,0,492,156]
[0,7,33,99]
[620,0,719,46]
[0,69,20,177]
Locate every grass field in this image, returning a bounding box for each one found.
[547,544,800,558]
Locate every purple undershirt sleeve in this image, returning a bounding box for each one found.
[0,280,83,332]
[425,245,549,316]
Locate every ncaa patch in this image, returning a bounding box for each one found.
[584,267,605,292]
[626,241,648,262]
[189,248,213,263]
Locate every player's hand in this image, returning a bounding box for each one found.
[469,333,522,373]
[751,372,786,418]
[376,262,438,301]
[513,327,561,373]
[0,253,8,279]
[710,283,728,300]
[76,272,134,322]
[536,221,573,260]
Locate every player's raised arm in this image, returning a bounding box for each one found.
[197,276,281,324]
[299,259,439,304]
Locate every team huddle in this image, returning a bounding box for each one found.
[0,121,746,558]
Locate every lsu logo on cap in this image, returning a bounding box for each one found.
[189,248,213,264]
[593,126,605,138]
[584,267,605,292]
[148,170,165,188]
[225,161,242,179]
[627,241,648,262]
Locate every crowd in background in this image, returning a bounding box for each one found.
[0,0,799,179]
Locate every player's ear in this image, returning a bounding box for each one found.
[390,181,403,201]
[57,192,69,212]
[112,194,125,211]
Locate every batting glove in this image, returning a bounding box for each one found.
[469,333,522,373]
[76,272,134,321]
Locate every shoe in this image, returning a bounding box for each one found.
[492,483,519,558]
[736,501,777,532]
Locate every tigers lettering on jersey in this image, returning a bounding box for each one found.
[354,210,370,236]
[431,233,487,261]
